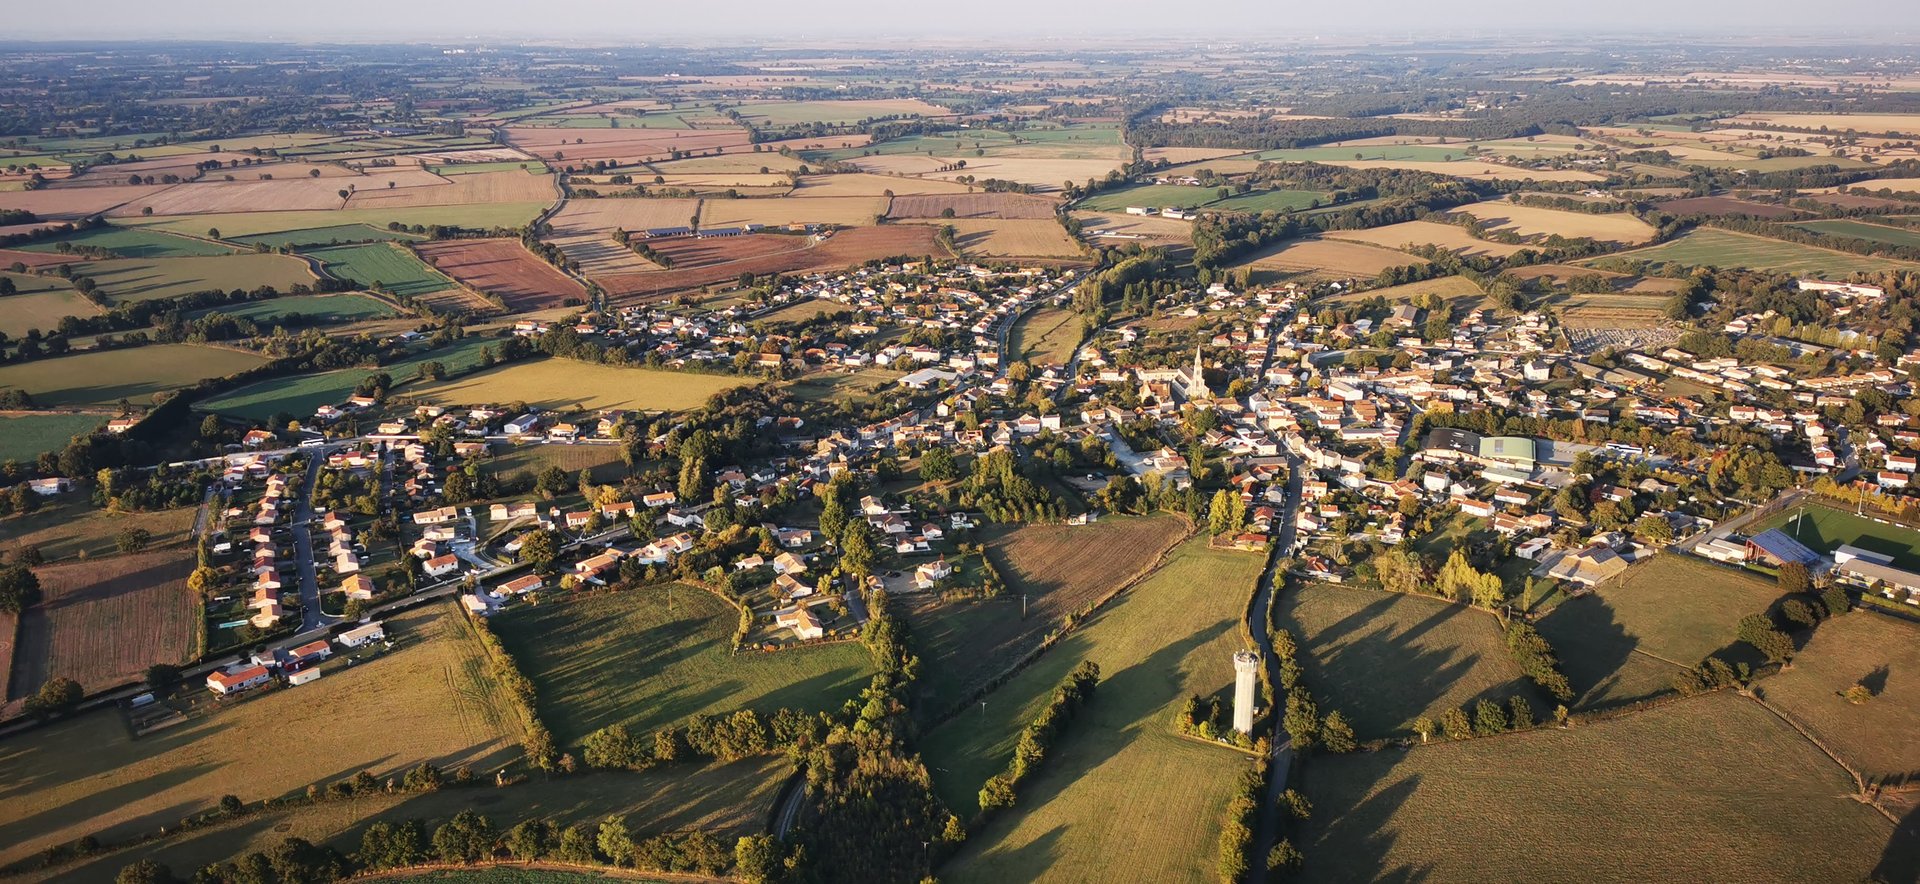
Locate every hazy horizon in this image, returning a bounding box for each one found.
[5,0,1918,43]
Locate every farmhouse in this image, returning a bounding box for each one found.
[207,664,272,695]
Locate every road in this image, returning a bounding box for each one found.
[291,452,334,633]
[1248,450,1304,868]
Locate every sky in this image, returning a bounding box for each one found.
[5,0,1917,42]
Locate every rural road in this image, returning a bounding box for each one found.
[292,452,334,633]
[1249,450,1303,869]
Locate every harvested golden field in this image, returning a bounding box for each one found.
[915,218,1083,257]
[411,358,750,412]
[650,152,805,173]
[791,173,974,197]
[502,126,752,164]
[0,184,171,219]
[889,192,1060,220]
[1326,220,1525,257]
[1234,237,1420,277]
[0,603,524,869]
[7,549,196,702]
[919,157,1126,191]
[0,498,198,563]
[109,177,350,215]
[547,197,702,236]
[698,195,889,227]
[1452,200,1658,243]
[1073,210,1195,245]
[343,169,558,210]
[546,232,656,277]
[1329,274,1486,308]
[1726,112,1920,136]
[648,172,792,189]
[1322,159,1605,182]
[849,154,954,176]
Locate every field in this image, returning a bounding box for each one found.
[930,538,1267,881]
[1316,159,1603,182]
[188,293,398,324]
[6,549,196,702]
[923,218,1084,258]
[414,239,586,310]
[1600,228,1919,275]
[1760,611,1920,779]
[0,183,172,219]
[918,157,1126,192]
[503,127,753,165]
[1324,220,1525,258]
[125,203,554,239]
[1276,584,1547,738]
[790,173,972,197]
[0,498,197,562]
[1329,275,1486,309]
[1232,237,1420,278]
[108,176,355,216]
[1726,112,1920,136]
[543,199,702,277]
[598,226,946,300]
[910,515,1190,720]
[39,757,787,883]
[195,336,495,420]
[888,193,1060,220]
[71,254,318,304]
[1072,210,1194,246]
[0,413,105,463]
[734,98,950,126]
[307,243,453,298]
[1293,692,1897,883]
[410,358,750,413]
[0,604,524,869]
[0,343,268,408]
[482,443,628,486]
[1077,184,1220,212]
[1451,201,1658,244]
[1793,218,1920,249]
[1536,554,1782,709]
[784,367,904,403]
[0,274,102,337]
[489,585,873,744]
[15,226,233,258]
[341,170,558,212]
[229,223,427,249]
[1658,196,1804,219]
[1751,503,1920,571]
[1009,306,1085,365]
[697,196,889,227]
[1207,189,1328,213]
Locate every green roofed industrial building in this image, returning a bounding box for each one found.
[1478,436,1536,471]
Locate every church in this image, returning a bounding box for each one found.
[1173,344,1211,401]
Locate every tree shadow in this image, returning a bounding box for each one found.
[1861,664,1891,698]
[1298,762,1431,884]
[1875,799,1920,884]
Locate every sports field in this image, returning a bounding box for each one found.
[409,358,751,412]
[1208,189,1327,213]
[71,254,318,304]
[1294,692,1896,883]
[1276,583,1548,739]
[188,293,399,324]
[929,537,1265,882]
[0,412,105,463]
[0,604,524,869]
[1599,228,1918,275]
[195,336,494,420]
[229,223,427,249]
[1752,503,1920,571]
[15,226,233,258]
[489,584,874,744]
[1009,306,1085,365]
[307,242,454,298]
[0,343,268,408]
[1536,554,1781,709]
[1792,218,1920,249]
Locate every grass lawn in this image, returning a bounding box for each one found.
[411,359,751,413]
[71,254,319,304]
[0,273,103,338]
[1536,554,1782,709]
[187,293,400,324]
[1009,306,1085,366]
[0,497,196,562]
[1077,184,1219,212]
[306,243,454,298]
[1752,502,1920,571]
[0,343,268,407]
[0,604,524,870]
[1760,611,1920,779]
[1598,228,1918,275]
[1294,692,1899,883]
[490,585,873,745]
[1206,189,1328,213]
[229,223,427,249]
[1276,583,1549,739]
[15,226,234,258]
[929,537,1265,883]
[0,413,104,463]
[911,515,1190,721]
[195,336,495,420]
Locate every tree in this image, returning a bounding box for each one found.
[554,824,597,863]
[1780,598,1818,630]
[1737,613,1795,664]
[1844,684,1873,705]
[1634,513,1673,544]
[920,447,958,482]
[1208,489,1236,536]
[145,663,181,694]
[1412,715,1437,743]
[1268,839,1304,876]
[114,859,174,884]
[25,676,82,717]
[0,563,40,613]
[115,528,152,554]
[505,819,552,861]
[519,530,559,570]
[1508,694,1534,727]
[1440,707,1472,740]
[431,810,496,863]
[1320,710,1356,753]
[200,414,225,439]
[1283,693,1319,750]
[1472,698,1509,734]
[596,816,636,866]
[1778,561,1810,595]
[1820,585,1850,617]
[735,834,783,884]
[839,519,876,579]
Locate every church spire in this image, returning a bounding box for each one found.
[1192,344,1209,400]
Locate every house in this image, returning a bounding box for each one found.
[775,606,825,641]
[335,622,386,648]
[207,664,273,695]
[25,477,71,495]
[1545,546,1630,587]
[490,502,539,521]
[288,640,332,665]
[575,551,623,582]
[288,668,323,687]
[422,554,461,579]
[1831,558,1920,604]
[498,574,544,596]
[504,414,542,435]
[772,551,808,575]
[106,418,138,434]
[642,491,678,508]
[412,506,459,525]
[340,574,376,600]
[915,559,953,589]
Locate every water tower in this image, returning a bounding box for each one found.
[1232,650,1260,734]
